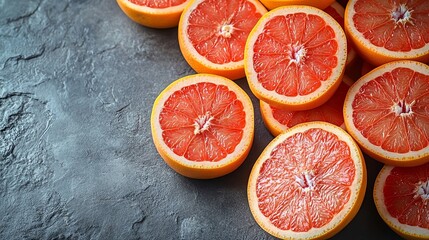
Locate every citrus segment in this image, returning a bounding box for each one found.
[324,1,357,66]
[116,0,189,28]
[259,0,335,10]
[260,75,353,136]
[245,5,347,110]
[345,0,429,66]
[374,163,429,239]
[178,0,267,80]
[128,0,186,8]
[248,122,366,239]
[344,60,429,167]
[151,74,254,179]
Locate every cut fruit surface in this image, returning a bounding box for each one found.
[345,0,429,66]
[344,60,429,167]
[178,0,267,80]
[151,74,254,179]
[116,0,189,28]
[260,75,353,136]
[374,163,429,239]
[259,0,335,10]
[248,122,366,239]
[324,1,357,67]
[244,5,347,110]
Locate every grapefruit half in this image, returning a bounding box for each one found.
[244,5,347,110]
[345,0,429,66]
[374,163,429,239]
[151,74,254,179]
[344,60,429,167]
[248,122,366,239]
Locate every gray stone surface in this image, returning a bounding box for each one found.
[0,0,401,239]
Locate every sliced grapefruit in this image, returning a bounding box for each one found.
[345,0,429,66]
[260,75,353,136]
[151,74,254,179]
[178,0,267,80]
[324,1,357,67]
[374,163,429,239]
[344,60,429,167]
[116,0,190,28]
[244,5,347,110]
[259,0,335,10]
[248,122,367,239]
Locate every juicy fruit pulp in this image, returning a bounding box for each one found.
[186,0,264,65]
[383,164,429,228]
[345,0,429,65]
[352,0,429,52]
[159,82,246,161]
[256,128,355,231]
[374,163,429,239]
[270,80,349,129]
[248,122,366,239]
[252,13,339,97]
[245,5,347,110]
[128,0,187,8]
[324,1,357,66]
[151,74,254,179]
[351,66,429,154]
[259,0,335,10]
[117,0,190,28]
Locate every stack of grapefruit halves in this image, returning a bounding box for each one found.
[345,60,429,239]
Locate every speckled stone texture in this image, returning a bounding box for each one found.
[0,0,401,239]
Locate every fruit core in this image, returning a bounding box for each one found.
[289,44,307,64]
[295,170,315,191]
[416,180,429,201]
[219,23,234,38]
[391,4,413,24]
[193,111,214,135]
[393,100,414,116]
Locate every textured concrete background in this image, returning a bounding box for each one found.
[0,0,401,239]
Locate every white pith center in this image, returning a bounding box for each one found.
[392,100,414,116]
[415,180,429,201]
[289,44,307,64]
[193,112,214,135]
[295,171,315,191]
[219,23,234,38]
[391,4,413,25]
